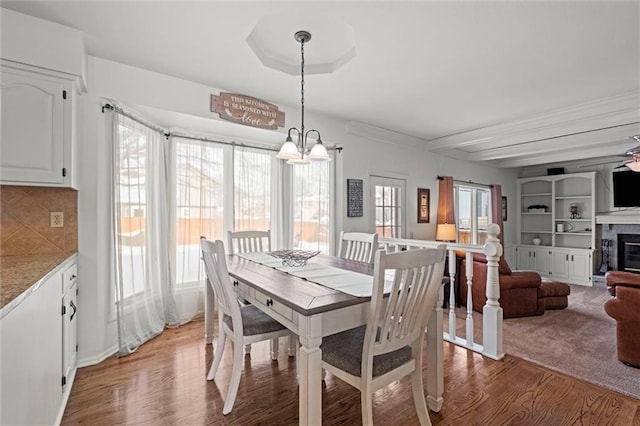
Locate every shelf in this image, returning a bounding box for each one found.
[555,218,591,222]
[522,212,552,215]
[555,195,592,200]
[522,192,552,197]
[521,231,553,234]
[555,232,592,236]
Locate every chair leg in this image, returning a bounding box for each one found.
[223,338,244,415]
[361,385,374,426]
[207,327,226,381]
[288,334,297,357]
[270,338,279,361]
[411,367,432,426]
[244,344,252,355]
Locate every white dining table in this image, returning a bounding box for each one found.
[204,253,445,425]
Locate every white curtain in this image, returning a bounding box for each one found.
[234,147,272,232]
[111,111,178,357]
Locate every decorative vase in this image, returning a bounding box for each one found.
[532,236,541,245]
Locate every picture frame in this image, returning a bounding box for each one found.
[417,188,430,223]
[347,179,364,217]
[502,196,508,221]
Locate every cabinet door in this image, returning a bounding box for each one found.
[1,271,63,425]
[62,281,78,385]
[569,250,591,283]
[532,248,550,276]
[516,247,533,270]
[1,68,65,184]
[550,249,569,279]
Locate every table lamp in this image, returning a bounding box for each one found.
[436,223,456,242]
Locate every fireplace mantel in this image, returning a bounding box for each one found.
[596,211,640,225]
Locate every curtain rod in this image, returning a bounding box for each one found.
[437,175,493,188]
[102,103,342,153]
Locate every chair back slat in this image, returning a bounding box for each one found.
[365,246,446,359]
[227,230,271,254]
[338,231,379,263]
[200,238,242,324]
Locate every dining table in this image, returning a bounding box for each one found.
[204,252,445,425]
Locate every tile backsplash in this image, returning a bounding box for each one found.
[0,185,78,256]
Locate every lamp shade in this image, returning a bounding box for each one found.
[436,223,456,242]
[277,141,301,160]
[627,160,640,172]
[307,141,331,161]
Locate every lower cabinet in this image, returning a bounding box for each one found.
[62,263,78,388]
[0,257,77,425]
[515,245,593,286]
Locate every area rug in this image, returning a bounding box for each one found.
[444,285,640,399]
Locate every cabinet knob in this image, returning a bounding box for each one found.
[70,274,76,280]
[266,298,273,307]
[233,280,239,287]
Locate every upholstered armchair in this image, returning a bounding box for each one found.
[604,271,640,368]
[459,254,544,318]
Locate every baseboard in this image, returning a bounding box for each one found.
[77,344,118,368]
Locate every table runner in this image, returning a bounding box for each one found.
[236,252,391,297]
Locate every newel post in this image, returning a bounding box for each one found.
[482,223,504,360]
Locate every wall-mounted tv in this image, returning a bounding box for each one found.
[613,170,640,207]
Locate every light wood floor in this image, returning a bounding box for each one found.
[62,320,640,425]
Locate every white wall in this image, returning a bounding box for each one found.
[75,56,519,363]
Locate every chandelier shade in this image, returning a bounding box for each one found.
[277,30,331,164]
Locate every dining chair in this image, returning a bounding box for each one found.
[321,246,446,425]
[227,230,271,254]
[200,238,293,415]
[226,229,296,357]
[338,231,379,263]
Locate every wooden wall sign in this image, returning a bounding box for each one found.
[210,92,285,130]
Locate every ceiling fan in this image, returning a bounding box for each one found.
[582,135,640,171]
[615,135,640,171]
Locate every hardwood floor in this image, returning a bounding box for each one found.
[63,320,640,425]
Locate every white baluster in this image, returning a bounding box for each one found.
[447,249,457,339]
[465,251,474,347]
[482,223,504,360]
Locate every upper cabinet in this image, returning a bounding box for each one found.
[1,64,74,186]
[1,9,86,189]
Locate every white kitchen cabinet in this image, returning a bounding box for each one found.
[567,249,592,284]
[0,62,78,188]
[0,256,77,425]
[549,249,569,279]
[62,263,78,388]
[0,268,63,425]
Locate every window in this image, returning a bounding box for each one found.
[293,161,331,252]
[455,184,491,245]
[371,176,405,238]
[234,148,271,231]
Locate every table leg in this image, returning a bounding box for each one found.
[426,284,444,412]
[298,315,323,425]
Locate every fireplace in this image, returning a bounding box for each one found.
[618,233,640,274]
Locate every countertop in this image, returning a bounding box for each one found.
[1,253,77,317]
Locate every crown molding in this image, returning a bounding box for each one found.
[425,90,640,152]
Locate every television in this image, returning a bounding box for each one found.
[613,170,640,207]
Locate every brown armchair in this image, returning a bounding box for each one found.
[459,254,544,318]
[604,271,640,368]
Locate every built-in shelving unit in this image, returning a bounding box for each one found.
[516,172,596,286]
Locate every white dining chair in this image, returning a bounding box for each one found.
[320,246,446,425]
[338,231,379,263]
[227,230,271,254]
[226,229,296,357]
[200,238,293,415]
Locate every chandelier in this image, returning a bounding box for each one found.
[277,30,331,164]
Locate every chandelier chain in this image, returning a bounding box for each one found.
[300,37,305,138]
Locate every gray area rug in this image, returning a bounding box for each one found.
[444,285,640,399]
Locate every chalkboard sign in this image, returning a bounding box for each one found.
[347,179,363,217]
